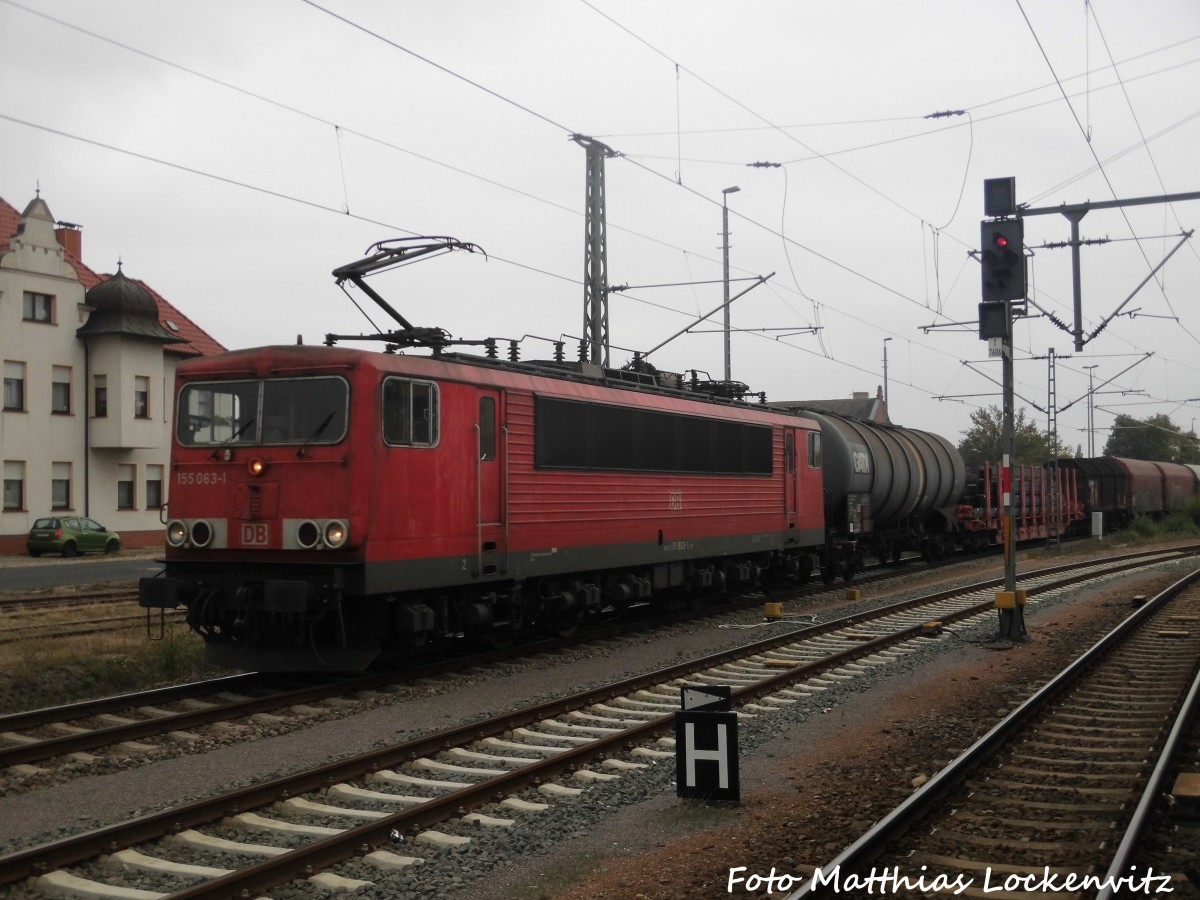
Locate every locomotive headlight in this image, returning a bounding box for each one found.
[296,520,321,549]
[166,520,188,547]
[323,520,348,548]
[190,519,213,548]
[247,457,267,477]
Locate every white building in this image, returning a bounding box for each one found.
[0,192,224,554]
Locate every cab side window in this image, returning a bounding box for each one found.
[479,397,496,461]
[383,378,439,447]
[808,432,822,468]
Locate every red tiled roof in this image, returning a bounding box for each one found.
[0,194,225,357]
[0,199,19,255]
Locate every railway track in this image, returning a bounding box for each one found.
[0,588,139,612]
[0,548,1191,899]
[0,548,968,781]
[0,547,1180,787]
[785,565,1200,899]
[0,589,177,645]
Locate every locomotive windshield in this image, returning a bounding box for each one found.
[177,376,349,447]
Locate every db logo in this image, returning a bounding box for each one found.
[241,522,269,546]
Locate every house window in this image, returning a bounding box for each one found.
[22,292,53,323]
[117,464,135,509]
[3,361,25,411]
[2,461,23,511]
[146,465,163,509]
[51,462,71,510]
[52,366,72,414]
[134,376,149,418]
[94,374,108,417]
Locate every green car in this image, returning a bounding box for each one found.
[26,517,121,557]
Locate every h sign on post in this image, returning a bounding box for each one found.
[676,684,739,802]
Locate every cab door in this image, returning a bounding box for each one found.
[794,428,825,541]
[475,391,506,575]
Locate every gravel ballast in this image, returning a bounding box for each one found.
[0,547,1192,899]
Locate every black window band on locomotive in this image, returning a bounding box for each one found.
[382,377,439,448]
[176,377,349,447]
[535,396,772,475]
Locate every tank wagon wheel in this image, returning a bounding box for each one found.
[796,556,813,586]
[821,566,836,585]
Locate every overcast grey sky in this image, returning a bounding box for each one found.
[3,0,1198,449]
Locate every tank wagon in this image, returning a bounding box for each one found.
[796,411,965,570]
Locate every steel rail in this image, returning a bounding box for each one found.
[0,551,1185,894]
[162,553,1197,900]
[783,564,1200,900]
[1095,623,1200,899]
[1,545,1179,769]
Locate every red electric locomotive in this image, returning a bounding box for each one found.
[140,343,829,669]
[140,237,977,671]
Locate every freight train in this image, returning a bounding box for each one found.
[135,238,1091,671]
[137,335,1095,671]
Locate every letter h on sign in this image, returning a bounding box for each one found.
[675,709,740,803]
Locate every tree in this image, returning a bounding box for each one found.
[957,405,1069,468]
[1102,413,1200,462]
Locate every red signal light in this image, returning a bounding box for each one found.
[994,234,1009,248]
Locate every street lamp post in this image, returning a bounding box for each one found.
[1084,365,1098,456]
[883,338,892,409]
[722,186,740,383]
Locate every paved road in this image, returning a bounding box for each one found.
[0,552,163,592]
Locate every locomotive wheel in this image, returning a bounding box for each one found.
[821,566,835,585]
[484,629,516,651]
[550,610,584,638]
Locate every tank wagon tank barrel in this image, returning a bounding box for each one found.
[801,410,966,537]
